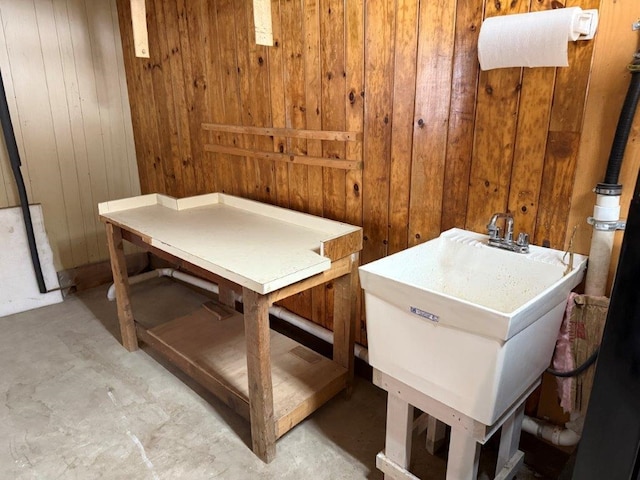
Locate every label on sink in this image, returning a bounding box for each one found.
[409,306,439,323]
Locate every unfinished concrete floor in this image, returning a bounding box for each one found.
[1,278,555,479]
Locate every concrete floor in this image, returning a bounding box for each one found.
[1,278,551,479]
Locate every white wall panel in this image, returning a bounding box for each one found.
[0,0,139,270]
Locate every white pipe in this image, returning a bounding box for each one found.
[584,229,615,296]
[107,269,369,363]
[522,415,580,447]
[584,193,621,296]
[106,269,162,301]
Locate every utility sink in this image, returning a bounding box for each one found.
[359,228,587,425]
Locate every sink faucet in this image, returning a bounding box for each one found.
[486,212,530,253]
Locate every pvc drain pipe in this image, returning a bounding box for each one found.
[522,415,580,447]
[107,269,369,363]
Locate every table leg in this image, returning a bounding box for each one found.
[447,427,480,480]
[333,253,358,388]
[242,287,276,463]
[218,279,237,308]
[426,415,447,455]
[105,223,138,351]
[384,392,414,478]
[496,402,525,475]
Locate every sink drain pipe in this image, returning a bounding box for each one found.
[107,268,369,363]
[522,416,581,447]
[584,53,640,296]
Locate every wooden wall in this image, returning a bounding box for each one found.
[116,0,639,342]
[0,0,139,271]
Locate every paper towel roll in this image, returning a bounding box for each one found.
[478,7,598,71]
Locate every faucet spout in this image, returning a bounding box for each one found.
[486,212,529,253]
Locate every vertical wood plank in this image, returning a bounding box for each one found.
[282,0,308,212]
[215,0,248,197]
[235,0,274,203]
[203,0,228,194]
[344,0,364,229]
[407,0,457,246]
[465,0,529,234]
[242,287,277,463]
[268,0,289,208]
[233,0,258,200]
[149,0,184,197]
[441,1,483,232]
[180,0,210,194]
[344,0,364,343]
[302,0,326,328]
[535,131,582,248]
[161,0,197,196]
[304,0,324,217]
[507,65,555,238]
[388,0,418,255]
[320,0,346,222]
[362,0,395,264]
[277,0,313,321]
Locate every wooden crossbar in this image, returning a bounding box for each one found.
[202,123,362,142]
[203,144,362,170]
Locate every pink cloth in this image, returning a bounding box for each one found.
[552,292,578,412]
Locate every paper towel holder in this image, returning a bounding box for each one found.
[574,9,598,41]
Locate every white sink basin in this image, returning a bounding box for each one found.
[359,228,587,424]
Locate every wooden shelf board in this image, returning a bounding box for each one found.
[145,308,348,437]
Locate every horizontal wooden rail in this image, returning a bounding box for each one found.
[203,144,362,170]
[202,123,362,142]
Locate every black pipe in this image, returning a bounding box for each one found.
[546,348,599,378]
[0,72,47,294]
[598,63,640,193]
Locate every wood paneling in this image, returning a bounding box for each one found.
[0,0,139,270]
[116,0,639,338]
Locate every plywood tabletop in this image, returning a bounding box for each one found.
[99,193,361,294]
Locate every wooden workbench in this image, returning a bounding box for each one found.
[99,192,362,462]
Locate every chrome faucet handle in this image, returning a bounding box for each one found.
[504,216,514,242]
[487,223,500,239]
[516,232,529,247]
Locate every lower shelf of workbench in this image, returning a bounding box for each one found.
[136,307,348,438]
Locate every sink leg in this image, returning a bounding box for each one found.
[496,403,525,476]
[447,427,480,480]
[384,392,414,478]
[426,416,447,455]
